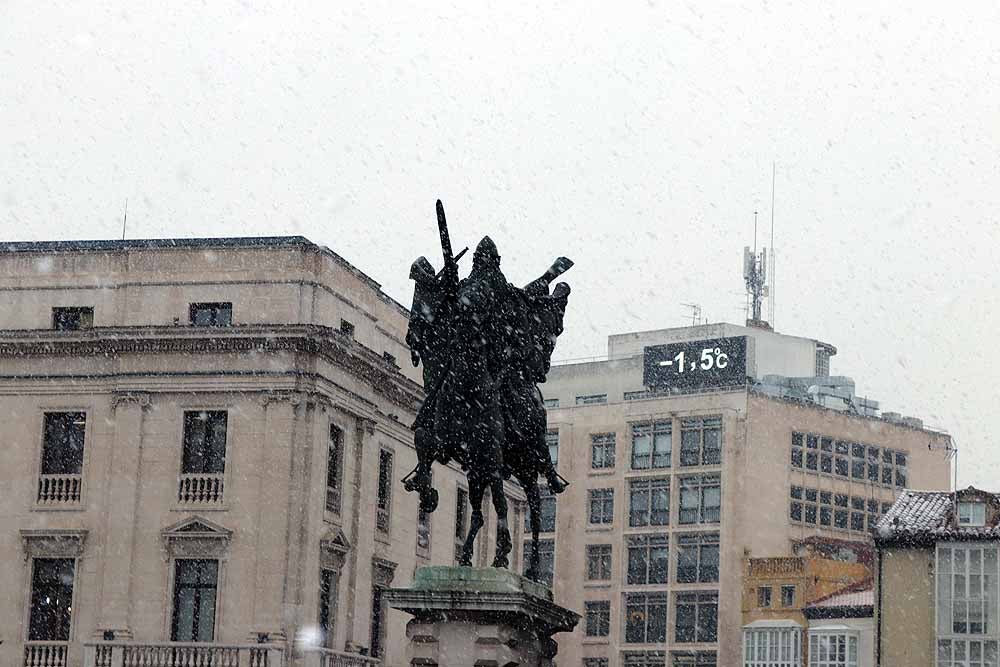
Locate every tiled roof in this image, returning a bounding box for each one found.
[807,579,874,609]
[874,487,1000,546]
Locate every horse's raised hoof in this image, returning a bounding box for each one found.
[492,555,509,568]
[419,488,439,513]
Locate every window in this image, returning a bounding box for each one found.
[743,627,801,667]
[543,398,560,408]
[625,593,669,643]
[41,412,86,475]
[807,632,858,666]
[585,601,611,637]
[182,411,227,474]
[631,421,672,469]
[757,586,772,608]
[326,425,343,513]
[376,450,393,534]
[588,488,615,525]
[627,535,669,585]
[790,486,803,522]
[937,544,999,637]
[370,585,385,659]
[522,539,555,586]
[584,660,610,667]
[629,478,670,527]
[592,433,616,469]
[675,592,718,643]
[525,487,557,532]
[576,394,608,405]
[52,306,93,331]
[781,585,795,607]
[382,351,397,366]
[680,417,722,466]
[935,639,1000,666]
[189,302,232,326]
[318,569,336,648]
[672,653,717,667]
[676,533,719,583]
[339,319,355,336]
[959,502,987,526]
[28,558,75,641]
[454,487,469,563]
[625,651,667,667]
[547,429,560,467]
[679,474,721,524]
[171,559,218,642]
[587,544,613,581]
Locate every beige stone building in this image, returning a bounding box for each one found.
[538,323,953,667]
[875,486,1000,667]
[0,237,526,667]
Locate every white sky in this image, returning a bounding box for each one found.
[2,1,999,488]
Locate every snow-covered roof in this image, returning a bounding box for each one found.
[803,578,874,619]
[874,487,1000,546]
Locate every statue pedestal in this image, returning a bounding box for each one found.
[385,566,579,667]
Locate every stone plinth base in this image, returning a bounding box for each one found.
[385,566,579,667]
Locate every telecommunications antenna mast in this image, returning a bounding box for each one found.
[743,211,770,328]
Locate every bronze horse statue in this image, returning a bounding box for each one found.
[403,201,571,580]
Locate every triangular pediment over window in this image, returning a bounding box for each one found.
[162,516,232,558]
[320,528,351,570]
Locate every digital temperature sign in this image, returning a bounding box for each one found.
[642,336,748,391]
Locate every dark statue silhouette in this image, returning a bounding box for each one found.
[402,200,572,582]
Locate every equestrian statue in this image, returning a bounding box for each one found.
[402,200,572,582]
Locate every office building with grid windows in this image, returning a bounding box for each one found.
[538,323,951,667]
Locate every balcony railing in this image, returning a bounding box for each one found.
[37,474,82,505]
[301,648,380,667]
[84,642,281,667]
[178,472,225,504]
[25,641,69,667]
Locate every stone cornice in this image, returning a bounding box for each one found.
[0,325,424,411]
[21,529,88,561]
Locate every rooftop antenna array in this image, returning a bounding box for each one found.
[121,198,128,240]
[743,211,770,328]
[681,303,704,326]
[769,162,776,327]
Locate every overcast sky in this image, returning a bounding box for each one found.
[3,1,999,488]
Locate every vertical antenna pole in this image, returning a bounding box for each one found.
[770,162,776,327]
[121,198,128,240]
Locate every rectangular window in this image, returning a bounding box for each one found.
[679,474,721,524]
[592,433,616,469]
[587,544,612,581]
[318,569,336,649]
[41,412,86,475]
[585,601,611,637]
[757,586,772,608]
[629,478,670,527]
[339,319,355,337]
[189,302,232,327]
[680,417,722,466]
[625,652,668,667]
[376,450,393,534]
[370,585,385,659]
[627,535,669,585]
[676,533,719,583]
[959,502,987,526]
[326,425,343,513]
[937,544,999,636]
[675,592,718,643]
[171,559,218,642]
[182,411,227,474]
[543,398,559,408]
[584,660,610,667]
[935,639,1000,666]
[589,488,615,525]
[28,558,76,641]
[522,539,555,586]
[625,593,669,643]
[52,306,94,331]
[631,421,671,469]
[743,628,801,667]
[547,429,560,467]
[455,487,468,563]
[781,585,795,607]
[791,448,803,468]
[576,394,608,406]
[525,487,557,532]
[807,632,859,666]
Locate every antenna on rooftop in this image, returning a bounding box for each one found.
[681,303,703,326]
[121,198,128,240]
[743,210,770,329]
[769,162,776,327]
